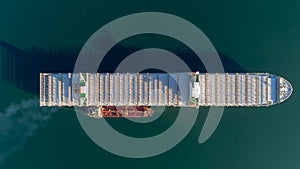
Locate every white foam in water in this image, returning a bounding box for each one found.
[0,97,58,166]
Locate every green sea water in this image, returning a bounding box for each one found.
[0,0,299,168]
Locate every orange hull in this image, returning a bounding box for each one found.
[84,106,154,118]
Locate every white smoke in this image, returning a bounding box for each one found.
[0,97,58,166]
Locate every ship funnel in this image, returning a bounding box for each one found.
[279,77,293,103]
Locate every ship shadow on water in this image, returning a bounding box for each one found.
[0,36,245,95]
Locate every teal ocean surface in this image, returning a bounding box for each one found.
[0,0,299,169]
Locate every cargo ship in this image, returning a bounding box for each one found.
[39,72,293,118]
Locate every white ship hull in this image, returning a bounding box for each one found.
[39,72,293,107]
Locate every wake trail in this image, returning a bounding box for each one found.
[0,97,58,166]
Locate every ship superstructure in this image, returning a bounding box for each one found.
[39,72,292,118]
